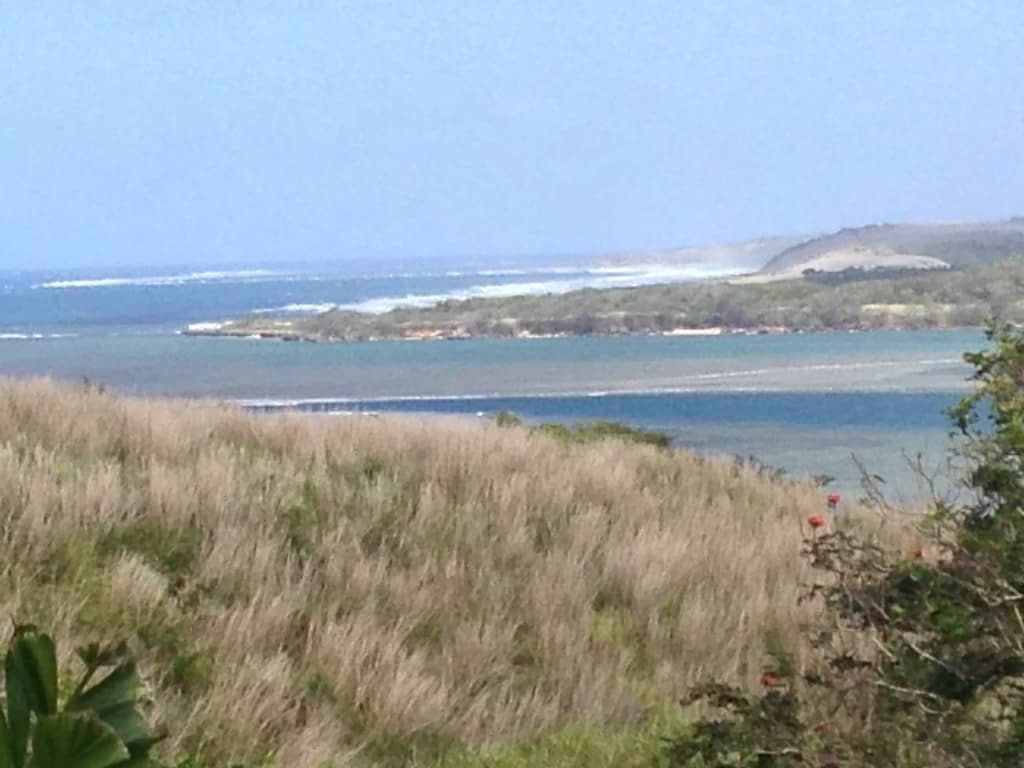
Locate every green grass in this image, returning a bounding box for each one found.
[494,412,673,449]
[429,711,686,768]
[532,421,673,449]
[165,712,686,768]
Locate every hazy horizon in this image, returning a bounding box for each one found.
[4,215,1024,277]
[3,2,1023,269]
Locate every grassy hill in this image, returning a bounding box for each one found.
[0,378,893,767]
[590,235,807,271]
[761,218,1024,274]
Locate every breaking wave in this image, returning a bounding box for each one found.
[250,303,338,314]
[35,270,283,289]
[0,332,79,340]
[336,264,746,314]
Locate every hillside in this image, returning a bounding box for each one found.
[0,378,881,768]
[190,257,1024,342]
[760,218,1024,274]
[591,234,807,272]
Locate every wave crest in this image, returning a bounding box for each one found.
[35,269,282,290]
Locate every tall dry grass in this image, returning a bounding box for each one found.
[0,377,898,766]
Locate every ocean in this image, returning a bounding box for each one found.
[0,263,982,498]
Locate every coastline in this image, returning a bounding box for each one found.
[183,322,733,343]
[181,257,1024,343]
[183,319,969,344]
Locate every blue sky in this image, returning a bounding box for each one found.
[2,1,1022,268]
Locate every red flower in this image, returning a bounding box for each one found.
[827,493,841,506]
[760,673,782,688]
[807,515,825,529]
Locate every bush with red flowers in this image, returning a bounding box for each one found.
[665,322,1024,767]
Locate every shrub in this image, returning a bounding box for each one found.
[533,420,673,449]
[493,410,524,428]
[495,411,672,448]
[666,321,1024,766]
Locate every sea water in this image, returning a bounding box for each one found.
[0,263,984,497]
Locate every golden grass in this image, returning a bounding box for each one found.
[0,377,900,766]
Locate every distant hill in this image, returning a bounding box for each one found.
[761,219,1024,275]
[593,235,808,272]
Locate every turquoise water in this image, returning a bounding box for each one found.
[0,265,985,496]
[0,327,978,399]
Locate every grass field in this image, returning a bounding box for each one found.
[0,378,906,766]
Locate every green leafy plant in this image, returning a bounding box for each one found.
[667,321,1024,766]
[0,625,162,768]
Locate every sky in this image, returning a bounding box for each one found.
[1,1,1023,269]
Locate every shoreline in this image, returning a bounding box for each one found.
[234,383,968,412]
[184,320,977,344]
[180,257,1024,344]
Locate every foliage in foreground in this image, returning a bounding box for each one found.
[0,376,839,766]
[666,322,1024,766]
[0,625,160,768]
[22,323,1018,768]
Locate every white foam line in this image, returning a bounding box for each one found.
[35,269,283,289]
[250,303,338,314]
[231,358,966,409]
[335,265,748,314]
[232,265,748,316]
[31,265,610,291]
[0,332,79,340]
[685,358,964,381]
[232,385,961,411]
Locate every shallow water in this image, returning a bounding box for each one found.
[249,390,967,500]
[0,328,977,399]
[0,264,985,497]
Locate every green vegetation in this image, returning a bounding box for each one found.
[6,323,1024,766]
[0,625,160,768]
[665,322,1024,766]
[197,257,1024,341]
[0,377,850,766]
[494,412,673,449]
[762,218,1024,272]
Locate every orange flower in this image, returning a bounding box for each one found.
[913,547,924,559]
[760,673,782,688]
[807,515,825,529]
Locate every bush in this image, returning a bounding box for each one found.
[494,411,673,449]
[666,322,1024,766]
[534,421,673,449]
